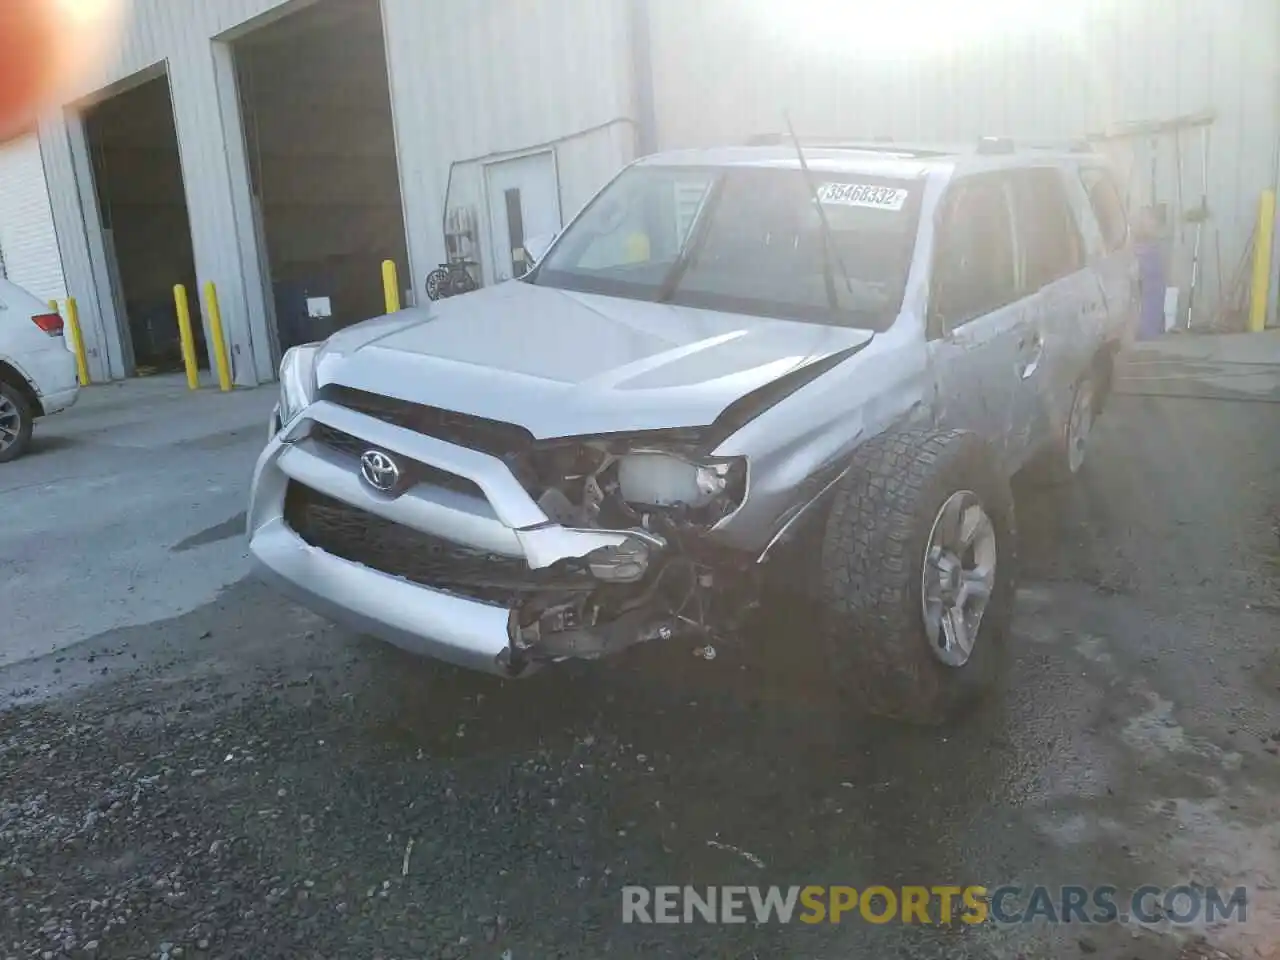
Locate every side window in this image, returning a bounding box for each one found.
[1080,167,1129,252]
[1010,168,1085,291]
[931,176,1018,331]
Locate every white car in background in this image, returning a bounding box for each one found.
[0,278,79,462]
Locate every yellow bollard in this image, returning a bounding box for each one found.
[173,285,200,391]
[382,259,401,314]
[203,281,233,392]
[1249,189,1276,333]
[65,297,91,387]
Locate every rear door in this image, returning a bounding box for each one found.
[926,173,1037,473]
[1079,164,1137,347]
[1006,167,1108,465]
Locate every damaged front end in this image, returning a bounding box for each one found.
[280,422,761,672]
[502,433,758,671]
[273,390,768,676]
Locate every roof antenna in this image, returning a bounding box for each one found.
[784,110,854,303]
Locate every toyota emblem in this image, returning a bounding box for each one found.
[360,449,401,493]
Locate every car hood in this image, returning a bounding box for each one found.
[315,282,874,439]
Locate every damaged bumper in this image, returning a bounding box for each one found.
[247,401,693,676]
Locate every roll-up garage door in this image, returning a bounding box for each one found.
[0,135,67,301]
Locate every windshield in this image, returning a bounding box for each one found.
[532,164,922,328]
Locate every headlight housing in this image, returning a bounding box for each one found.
[617,451,745,511]
[277,343,321,431]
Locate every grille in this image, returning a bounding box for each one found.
[319,385,534,458]
[308,422,483,499]
[283,483,590,606]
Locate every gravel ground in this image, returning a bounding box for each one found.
[4,390,1280,960]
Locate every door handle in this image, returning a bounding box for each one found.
[1019,331,1044,380]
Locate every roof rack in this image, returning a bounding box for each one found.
[743,133,955,158]
[976,135,1095,155]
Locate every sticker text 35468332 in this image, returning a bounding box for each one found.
[816,182,909,211]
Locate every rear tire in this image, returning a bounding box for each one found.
[817,429,1017,725]
[0,379,34,463]
[1026,371,1097,486]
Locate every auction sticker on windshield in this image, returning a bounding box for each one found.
[816,182,909,211]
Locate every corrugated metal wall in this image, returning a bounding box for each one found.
[647,0,1280,325]
[37,0,636,383]
[40,0,296,384]
[381,0,636,288]
[28,0,1280,386]
[0,136,66,301]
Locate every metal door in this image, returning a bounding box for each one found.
[927,174,1039,474]
[929,300,1040,473]
[485,152,561,283]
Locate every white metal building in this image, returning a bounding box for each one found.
[0,136,67,302]
[3,0,1278,385]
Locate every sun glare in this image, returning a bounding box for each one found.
[753,0,1085,56]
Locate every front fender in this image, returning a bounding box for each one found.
[708,329,931,553]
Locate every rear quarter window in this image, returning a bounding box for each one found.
[1080,166,1129,252]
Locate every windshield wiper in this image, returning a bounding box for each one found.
[657,178,725,302]
[784,112,854,311]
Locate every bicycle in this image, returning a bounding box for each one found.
[424,259,479,301]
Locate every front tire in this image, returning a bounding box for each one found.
[817,429,1017,725]
[0,380,34,463]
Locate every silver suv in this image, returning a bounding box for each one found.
[248,140,1134,723]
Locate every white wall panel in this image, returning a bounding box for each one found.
[0,136,66,301]
[381,0,637,293]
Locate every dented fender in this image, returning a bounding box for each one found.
[707,320,933,553]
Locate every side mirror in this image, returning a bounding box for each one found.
[524,232,556,265]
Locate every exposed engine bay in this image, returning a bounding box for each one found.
[497,435,758,672]
[512,435,746,529]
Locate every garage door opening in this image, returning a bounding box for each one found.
[83,73,205,376]
[234,0,410,354]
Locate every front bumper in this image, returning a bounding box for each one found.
[251,514,520,673]
[247,400,665,676]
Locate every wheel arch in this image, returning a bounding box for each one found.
[754,408,950,563]
[0,358,43,417]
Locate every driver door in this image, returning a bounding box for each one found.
[926,174,1039,474]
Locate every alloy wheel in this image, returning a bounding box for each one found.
[0,393,23,454]
[921,490,998,667]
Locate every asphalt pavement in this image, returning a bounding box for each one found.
[3,346,1280,960]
